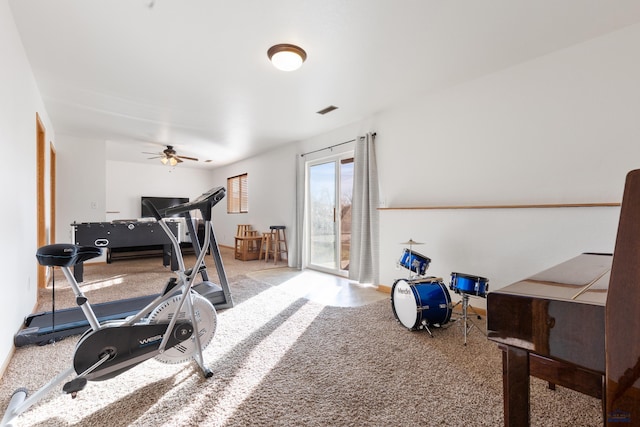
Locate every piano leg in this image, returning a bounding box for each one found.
[500,344,530,426]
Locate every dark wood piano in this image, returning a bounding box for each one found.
[488,169,640,426]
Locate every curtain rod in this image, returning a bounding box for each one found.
[300,132,376,157]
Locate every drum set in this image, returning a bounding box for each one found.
[390,239,489,345]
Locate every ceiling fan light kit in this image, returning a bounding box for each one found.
[268,43,307,71]
[145,145,197,166]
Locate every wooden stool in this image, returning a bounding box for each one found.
[235,225,250,254]
[235,225,259,260]
[259,231,274,261]
[234,235,262,261]
[269,225,287,265]
[236,224,252,237]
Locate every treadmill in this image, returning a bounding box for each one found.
[15,187,233,347]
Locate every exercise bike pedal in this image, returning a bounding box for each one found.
[63,377,87,397]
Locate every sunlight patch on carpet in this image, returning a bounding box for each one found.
[160,276,325,426]
[79,275,126,292]
[6,276,328,426]
[181,302,323,426]
[207,277,322,354]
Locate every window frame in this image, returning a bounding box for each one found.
[227,173,248,214]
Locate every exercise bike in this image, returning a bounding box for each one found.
[1,187,226,426]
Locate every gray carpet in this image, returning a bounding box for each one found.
[0,256,603,426]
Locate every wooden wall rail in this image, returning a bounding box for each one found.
[378,202,620,211]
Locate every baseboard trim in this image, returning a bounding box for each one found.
[378,284,391,294]
[0,333,17,378]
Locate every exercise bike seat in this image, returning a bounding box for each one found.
[36,244,102,267]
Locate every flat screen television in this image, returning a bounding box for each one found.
[141,196,189,218]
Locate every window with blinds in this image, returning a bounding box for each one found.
[227,173,248,213]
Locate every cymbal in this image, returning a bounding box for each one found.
[400,239,423,245]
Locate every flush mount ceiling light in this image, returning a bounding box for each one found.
[267,44,307,71]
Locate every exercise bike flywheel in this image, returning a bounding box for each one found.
[149,292,217,364]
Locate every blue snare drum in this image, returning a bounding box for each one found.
[449,272,489,298]
[391,278,452,330]
[399,249,431,276]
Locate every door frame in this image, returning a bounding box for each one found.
[305,151,354,277]
[36,113,46,288]
[50,142,56,246]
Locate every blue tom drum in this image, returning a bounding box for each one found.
[399,249,431,276]
[449,272,489,298]
[391,278,452,330]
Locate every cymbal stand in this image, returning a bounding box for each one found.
[399,238,424,280]
[452,293,486,345]
[407,242,415,280]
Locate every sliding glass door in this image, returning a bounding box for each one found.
[307,154,354,275]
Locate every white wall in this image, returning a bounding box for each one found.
[0,0,54,368]
[371,23,640,303]
[206,122,373,265]
[209,144,298,248]
[379,206,620,309]
[54,156,214,260]
[375,22,640,208]
[55,135,107,243]
[55,150,219,248]
[105,160,216,221]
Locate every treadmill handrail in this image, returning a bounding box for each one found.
[161,187,225,221]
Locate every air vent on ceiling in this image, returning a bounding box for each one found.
[316,105,338,115]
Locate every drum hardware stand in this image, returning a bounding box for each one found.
[419,319,434,338]
[407,240,416,280]
[400,238,423,280]
[452,293,486,345]
[439,316,459,329]
[419,318,452,338]
[419,296,452,337]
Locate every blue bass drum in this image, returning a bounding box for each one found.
[399,249,431,276]
[391,278,452,330]
[449,272,489,298]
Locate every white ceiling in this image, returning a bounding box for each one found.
[9,0,640,168]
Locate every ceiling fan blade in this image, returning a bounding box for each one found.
[141,145,197,166]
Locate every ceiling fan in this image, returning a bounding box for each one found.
[144,145,198,166]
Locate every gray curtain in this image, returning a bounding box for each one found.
[349,132,379,284]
